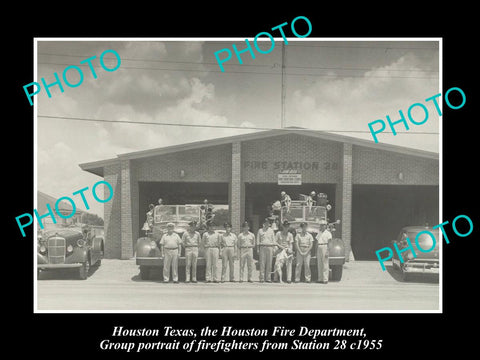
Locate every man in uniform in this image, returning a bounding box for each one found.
[220,222,237,282]
[280,191,292,212]
[159,223,181,283]
[201,223,220,283]
[201,199,213,224]
[306,191,316,210]
[316,219,332,284]
[274,220,294,283]
[154,198,164,210]
[181,221,201,283]
[294,222,314,283]
[144,204,154,232]
[237,221,255,283]
[256,219,276,283]
[152,198,165,242]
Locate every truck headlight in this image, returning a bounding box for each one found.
[67,245,73,253]
[77,239,85,247]
[39,245,46,253]
[407,252,414,260]
[150,241,157,250]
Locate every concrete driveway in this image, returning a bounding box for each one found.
[36,259,439,311]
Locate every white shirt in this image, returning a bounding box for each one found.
[316,229,332,245]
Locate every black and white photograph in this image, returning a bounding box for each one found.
[9,8,478,357]
[33,38,441,312]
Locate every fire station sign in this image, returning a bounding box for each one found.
[278,172,302,185]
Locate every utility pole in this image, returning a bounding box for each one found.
[281,41,286,129]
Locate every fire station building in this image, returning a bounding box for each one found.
[79,129,439,261]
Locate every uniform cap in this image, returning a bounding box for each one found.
[241,221,249,228]
[167,222,175,228]
[282,220,290,226]
[319,219,327,225]
[263,218,271,225]
[188,221,197,227]
[224,222,232,228]
[300,222,308,228]
[281,191,286,196]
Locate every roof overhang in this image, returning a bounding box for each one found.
[79,129,439,177]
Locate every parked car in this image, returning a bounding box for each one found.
[37,227,104,280]
[279,200,345,281]
[391,226,439,281]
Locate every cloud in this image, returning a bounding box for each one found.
[87,76,247,155]
[287,53,440,151]
[123,42,167,59]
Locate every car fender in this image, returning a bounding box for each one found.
[136,237,161,258]
[329,238,345,258]
[65,247,89,264]
[37,253,48,264]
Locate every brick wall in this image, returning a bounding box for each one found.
[353,145,439,185]
[103,162,121,259]
[242,134,342,183]
[120,160,133,259]
[134,144,232,182]
[99,135,439,260]
[131,162,139,254]
[341,143,353,260]
[231,142,243,234]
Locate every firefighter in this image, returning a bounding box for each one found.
[146,204,154,228]
[316,219,332,284]
[280,191,292,212]
[220,222,237,282]
[201,199,213,224]
[152,198,165,242]
[257,218,276,283]
[294,222,313,283]
[237,221,255,283]
[182,221,201,283]
[306,191,316,210]
[159,223,181,283]
[154,198,164,210]
[201,222,220,283]
[274,220,294,283]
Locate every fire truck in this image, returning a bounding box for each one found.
[276,193,346,281]
[135,204,227,280]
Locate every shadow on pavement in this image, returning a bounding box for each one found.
[38,263,101,281]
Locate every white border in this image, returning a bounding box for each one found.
[34,37,442,314]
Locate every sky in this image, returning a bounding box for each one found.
[35,39,440,217]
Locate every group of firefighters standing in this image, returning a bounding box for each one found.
[150,189,332,285]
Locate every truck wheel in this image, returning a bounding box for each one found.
[94,259,102,267]
[79,261,90,280]
[140,266,151,280]
[331,265,343,281]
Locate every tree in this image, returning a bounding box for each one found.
[81,212,104,226]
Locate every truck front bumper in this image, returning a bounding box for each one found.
[38,263,83,270]
[403,262,439,274]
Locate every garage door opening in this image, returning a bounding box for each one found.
[351,185,439,260]
[245,183,336,233]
